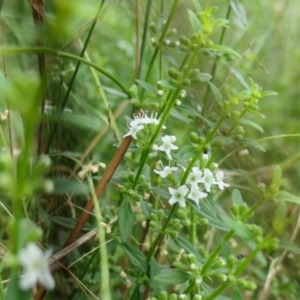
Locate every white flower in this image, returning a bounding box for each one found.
[123,123,144,139]
[157,135,178,160]
[154,164,178,178]
[175,99,181,106]
[215,170,230,190]
[78,161,106,179]
[188,183,207,207]
[187,167,203,185]
[18,243,55,290]
[168,185,188,207]
[157,90,164,97]
[198,168,215,192]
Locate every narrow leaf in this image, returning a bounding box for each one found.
[162,50,179,68]
[175,237,204,263]
[208,81,223,103]
[231,189,243,205]
[187,9,202,32]
[150,258,162,296]
[129,286,142,300]
[154,269,190,284]
[205,44,240,57]
[121,243,148,274]
[118,200,135,242]
[276,191,300,205]
[243,138,266,152]
[135,79,157,94]
[192,0,202,12]
[102,86,127,98]
[141,200,153,219]
[240,118,263,132]
[203,193,216,216]
[230,0,248,27]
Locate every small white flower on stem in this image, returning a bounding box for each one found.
[180,90,186,98]
[188,183,207,207]
[187,167,203,185]
[157,90,164,97]
[123,123,144,139]
[168,185,188,207]
[215,170,230,190]
[18,243,54,290]
[157,135,178,160]
[198,168,215,192]
[175,99,181,106]
[78,161,106,179]
[154,163,178,178]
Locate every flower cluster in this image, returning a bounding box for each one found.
[123,111,163,140]
[155,164,229,208]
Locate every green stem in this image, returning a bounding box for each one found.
[0,47,130,97]
[200,198,264,276]
[189,206,196,244]
[227,109,247,136]
[147,203,178,260]
[203,4,231,114]
[141,0,179,102]
[87,175,111,300]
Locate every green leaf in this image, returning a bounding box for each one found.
[53,178,89,195]
[242,138,266,152]
[230,0,248,27]
[199,72,212,81]
[129,286,142,300]
[208,81,223,103]
[50,216,94,231]
[278,240,300,253]
[5,272,32,300]
[150,258,162,296]
[260,91,278,98]
[188,199,230,231]
[231,189,243,205]
[159,79,177,90]
[154,269,190,284]
[162,50,179,68]
[178,104,215,128]
[232,288,244,300]
[221,216,252,241]
[118,200,135,242]
[171,108,191,124]
[121,243,148,274]
[102,86,128,98]
[141,200,153,219]
[276,191,300,204]
[192,0,202,12]
[135,79,157,94]
[203,193,216,216]
[175,236,204,263]
[187,9,202,32]
[240,118,263,132]
[205,44,240,57]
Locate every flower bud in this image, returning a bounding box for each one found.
[193,295,202,300]
[117,185,128,194]
[239,202,248,216]
[198,218,209,226]
[189,69,200,78]
[227,255,236,270]
[128,172,135,182]
[169,230,178,239]
[213,258,226,269]
[214,273,227,282]
[157,209,164,220]
[195,276,202,286]
[231,204,240,217]
[149,220,159,229]
[182,79,191,86]
[149,23,158,34]
[190,132,199,143]
[179,294,187,300]
[169,294,178,300]
[159,291,168,300]
[150,37,157,46]
[187,253,197,264]
[176,208,187,219]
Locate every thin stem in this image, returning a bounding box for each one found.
[189,207,196,244]
[135,0,140,79]
[203,4,232,115]
[137,0,153,79]
[0,47,129,98]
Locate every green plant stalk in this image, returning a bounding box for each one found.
[87,175,111,300]
[141,0,179,102]
[80,39,121,141]
[203,4,231,115]
[137,0,153,79]
[200,198,264,276]
[147,203,178,260]
[0,47,130,97]
[227,108,247,136]
[189,206,196,244]
[0,125,8,148]
[205,243,263,300]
